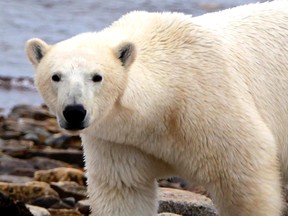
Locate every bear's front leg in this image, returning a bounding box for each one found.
[82,137,172,216]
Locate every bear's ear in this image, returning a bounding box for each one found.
[115,42,136,67]
[26,38,50,66]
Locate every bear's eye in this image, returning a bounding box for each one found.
[51,74,61,82]
[92,74,102,82]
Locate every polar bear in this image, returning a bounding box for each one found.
[26,1,288,216]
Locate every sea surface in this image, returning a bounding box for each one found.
[0,0,260,114]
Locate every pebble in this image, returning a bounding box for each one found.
[27,204,51,216]
[23,133,41,144]
[75,199,90,215]
[62,197,76,208]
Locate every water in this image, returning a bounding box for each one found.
[0,0,260,113]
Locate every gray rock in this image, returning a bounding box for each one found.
[21,126,51,144]
[62,197,76,208]
[27,148,84,166]
[45,134,81,149]
[8,104,53,121]
[26,204,51,216]
[31,196,61,209]
[28,157,70,170]
[14,119,52,144]
[158,188,217,216]
[49,201,74,209]
[23,133,40,144]
[30,196,74,210]
[76,199,90,215]
[50,181,87,201]
[0,155,70,178]
[0,139,32,158]
[0,154,35,176]
[0,174,33,183]
[0,131,22,139]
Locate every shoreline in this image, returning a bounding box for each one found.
[0,79,43,115]
[0,76,35,91]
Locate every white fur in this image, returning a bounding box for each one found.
[26,1,288,215]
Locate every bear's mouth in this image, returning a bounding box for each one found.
[58,117,88,133]
[63,123,86,131]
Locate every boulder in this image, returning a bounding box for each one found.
[50,181,87,201]
[34,167,86,186]
[48,209,84,216]
[0,181,59,203]
[0,191,33,216]
[158,188,217,216]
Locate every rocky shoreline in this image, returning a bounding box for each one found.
[0,76,35,91]
[0,104,286,216]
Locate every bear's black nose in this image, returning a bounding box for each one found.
[63,104,87,126]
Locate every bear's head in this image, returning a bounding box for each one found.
[26,35,136,133]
